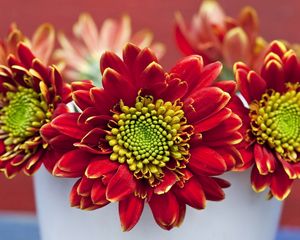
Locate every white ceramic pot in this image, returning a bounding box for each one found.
[34,166,282,240]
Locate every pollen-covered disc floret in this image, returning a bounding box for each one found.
[106,95,192,186]
[0,86,50,147]
[250,85,300,162]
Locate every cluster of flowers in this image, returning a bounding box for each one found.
[0,0,299,231]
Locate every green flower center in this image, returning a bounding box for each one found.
[0,86,49,146]
[106,95,192,186]
[250,87,300,162]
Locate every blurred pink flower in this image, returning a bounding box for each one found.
[54,14,165,84]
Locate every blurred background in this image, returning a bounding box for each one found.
[0,0,300,238]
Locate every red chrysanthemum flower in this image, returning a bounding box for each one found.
[234,40,300,200]
[42,43,243,231]
[0,43,71,178]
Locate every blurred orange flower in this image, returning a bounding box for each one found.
[0,23,55,65]
[175,0,266,78]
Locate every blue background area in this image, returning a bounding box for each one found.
[0,214,300,240]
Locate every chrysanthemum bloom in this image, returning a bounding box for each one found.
[175,0,266,78]
[234,40,300,200]
[54,14,165,84]
[0,23,55,65]
[0,43,71,178]
[42,43,243,231]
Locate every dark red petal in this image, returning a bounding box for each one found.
[40,122,59,142]
[270,166,293,200]
[72,80,95,91]
[175,177,206,209]
[235,65,251,103]
[51,66,64,97]
[100,51,128,75]
[119,195,144,231]
[70,179,81,207]
[251,166,271,192]
[43,149,63,173]
[170,55,203,91]
[212,177,231,188]
[140,61,165,89]
[77,176,94,196]
[154,170,177,194]
[51,112,86,139]
[189,146,227,176]
[160,77,188,102]
[122,43,140,71]
[85,158,118,179]
[261,58,285,93]
[194,107,232,132]
[188,61,222,96]
[135,48,158,78]
[72,90,93,111]
[215,146,244,170]
[53,149,91,177]
[149,192,179,230]
[102,67,135,104]
[214,81,237,96]
[279,158,298,179]
[51,103,69,119]
[184,87,230,123]
[106,165,136,202]
[173,201,186,227]
[17,43,35,68]
[196,175,225,201]
[254,144,276,175]
[91,180,109,205]
[247,70,267,100]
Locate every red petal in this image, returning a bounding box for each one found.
[85,158,118,179]
[91,180,109,205]
[154,170,177,194]
[189,146,227,176]
[100,51,128,75]
[149,192,179,230]
[17,43,35,68]
[170,55,203,91]
[184,87,230,123]
[53,149,91,177]
[119,195,144,231]
[72,90,93,111]
[71,80,94,91]
[251,166,271,192]
[188,61,222,96]
[194,107,232,132]
[196,175,225,201]
[254,144,276,175]
[247,70,267,101]
[175,177,206,209]
[51,113,86,139]
[70,179,81,207]
[77,176,94,196]
[102,67,135,104]
[214,80,237,96]
[270,166,293,200]
[106,165,136,202]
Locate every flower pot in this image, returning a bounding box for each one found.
[34,166,282,240]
